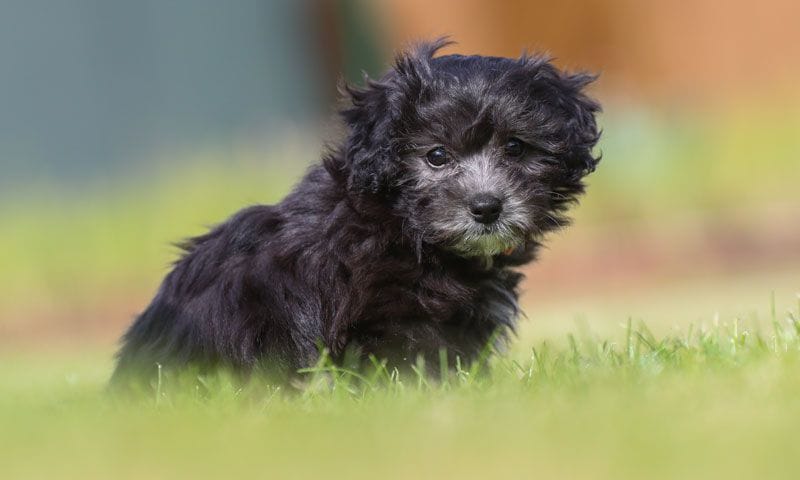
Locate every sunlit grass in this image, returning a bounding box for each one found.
[1,303,800,479]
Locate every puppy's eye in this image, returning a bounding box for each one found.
[504,138,525,157]
[426,147,450,168]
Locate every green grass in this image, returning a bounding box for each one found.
[1,103,799,478]
[2,300,800,480]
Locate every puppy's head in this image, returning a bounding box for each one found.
[341,39,601,258]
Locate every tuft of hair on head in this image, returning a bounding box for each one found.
[392,36,454,79]
[337,37,456,196]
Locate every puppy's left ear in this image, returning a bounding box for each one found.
[558,71,602,176]
[521,56,602,177]
[340,39,450,195]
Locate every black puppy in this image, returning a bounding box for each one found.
[112,39,600,385]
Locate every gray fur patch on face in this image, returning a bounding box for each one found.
[410,153,536,257]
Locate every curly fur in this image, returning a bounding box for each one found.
[111,39,601,386]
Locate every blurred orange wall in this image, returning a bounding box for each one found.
[376,0,800,103]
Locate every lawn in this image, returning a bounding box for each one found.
[2,299,799,480]
[1,103,798,479]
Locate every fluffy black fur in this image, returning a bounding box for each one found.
[111,40,601,386]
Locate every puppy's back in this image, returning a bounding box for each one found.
[110,205,299,388]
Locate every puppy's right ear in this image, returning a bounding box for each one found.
[339,38,451,196]
[338,77,397,195]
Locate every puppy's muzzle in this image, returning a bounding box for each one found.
[468,193,503,224]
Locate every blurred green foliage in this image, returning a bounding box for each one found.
[582,103,799,221]
[1,154,305,312]
[1,104,798,311]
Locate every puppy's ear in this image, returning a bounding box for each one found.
[521,56,602,177]
[558,71,602,176]
[340,39,452,195]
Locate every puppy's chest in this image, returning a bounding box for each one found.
[351,263,519,326]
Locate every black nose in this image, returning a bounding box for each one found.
[469,193,503,224]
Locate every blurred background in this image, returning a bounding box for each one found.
[1,0,798,352]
